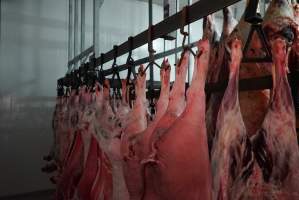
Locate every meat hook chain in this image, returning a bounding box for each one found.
[126,36,137,108]
[144,25,161,116]
[144,26,162,73]
[126,36,137,84]
[57,79,64,96]
[98,53,106,86]
[178,5,196,67]
[111,45,122,100]
[86,54,97,89]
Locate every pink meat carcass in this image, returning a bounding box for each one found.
[117,60,171,200]
[94,80,128,200]
[62,90,81,168]
[114,80,131,130]
[76,84,105,200]
[85,82,114,200]
[233,0,299,137]
[77,136,99,200]
[56,130,84,200]
[146,51,189,160]
[143,39,212,200]
[211,38,254,200]
[250,38,299,199]
[58,91,72,167]
[90,139,113,200]
[121,65,148,200]
[206,7,237,152]
[139,60,171,160]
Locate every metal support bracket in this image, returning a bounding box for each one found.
[242,0,272,63]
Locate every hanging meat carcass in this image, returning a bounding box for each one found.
[58,90,73,168]
[204,13,220,87]
[117,60,171,200]
[73,81,113,200]
[228,18,270,138]
[76,84,106,200]
[206,7,237,152]
[90,145,113,200]
[136,49,188,200]
[55,86,88,199]
[59,88,82,169]
[56,128,84,200]
[249,38,299,199]
[146,51,189,160]
[143,39,212,200]
[211,38,254,200]
[237,0,298,137]
[93,80,121,200]
[120,65,148,200]
[139,60,171,161]
[56,84,104,200]
[114,80,131,131]
[290,1,299,137]
[57,89,82,179]
[77,135,100,200]
[263,0,297,41]
[94,80,116,140]
[79,86,96,165]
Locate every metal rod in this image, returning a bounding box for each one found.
[68,0,74,70]
[66,0,241,71]
[187,0,191,83]
[67,0,103,68]
[149,0,154,87]
[102,41,197,76]
[93,0,101,57]
[175,0,178,74]
[74,0,79,68]
[68,45,94,66]
[80,0,85,63]
[104,73,274,95]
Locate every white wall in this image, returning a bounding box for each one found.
[0,0,67,196]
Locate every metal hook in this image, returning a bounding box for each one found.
[113,45,118,66]
[127,36,134,61]
[143,26,162,74]
[57,78,65,96]
[126,37,137,85]
[124,37,137,104]
[148,25,156,60]
[180,6,194,54]
[180,6,189,46]
[100,53,104,71]
[97,53,105,85]
[111,45,122,99]
[179,5,196,64]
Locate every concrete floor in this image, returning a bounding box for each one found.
[0,189,55,200]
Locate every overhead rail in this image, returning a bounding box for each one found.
[67,0,242,72]
[61,0,299,131]
[102,41,197,76]
[68,45,94,67]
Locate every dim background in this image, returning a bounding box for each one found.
[0,0,247,198]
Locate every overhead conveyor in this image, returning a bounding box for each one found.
[67,0,242,71]
[61,0,299,131]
